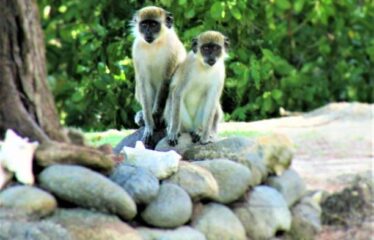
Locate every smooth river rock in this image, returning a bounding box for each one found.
[234,185,292,240]
[48,208,142,240]
[38,165,137,220]
[138,226,206,240]
[192,203,246,240]
[167,161,219,201]
[141,183,192,228]
[110,164,159,204]
[266,168,306,207]
[0,220,72,240]
[0,185,57,219]
[193,159,252,203]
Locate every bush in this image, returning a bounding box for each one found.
[38,0,374,130]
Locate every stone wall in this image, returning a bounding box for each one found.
[0,134,322,240]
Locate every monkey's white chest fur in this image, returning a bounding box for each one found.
[182,62,225,129]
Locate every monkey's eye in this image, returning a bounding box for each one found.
[202,46,210,51]
[214,45,221,51]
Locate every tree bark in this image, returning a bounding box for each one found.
[0,0,68,143]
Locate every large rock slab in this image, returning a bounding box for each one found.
[155,133,194,155]
[48,208,142,240]
[110,164,159,204]
[167,161,219,201]
[0,220,72,240]
[193,159,252,203]
[288,193,322,240]
[138,226,206,240]
[234,185,292,240]
[0,185,57,219]
[141,183,192,228]
[192,203,246,240]
[38,165,136,220]
[266,169,306,207]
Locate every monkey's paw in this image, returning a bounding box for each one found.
[190,131,201,143]
[167,132,180,146]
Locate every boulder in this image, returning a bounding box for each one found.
[193,159,252,203]
[38,165,136,220]
[266,169,306,206]
[167,161,219,201]
[0,185,57,219]
[110,164,159,204]
[138,226,206,240]
[234,185,292,240]
[48,208,142,240]
[141,183,192,228]
[155,133,194,155]
[192,203,246,240]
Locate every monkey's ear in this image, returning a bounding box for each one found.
[166,12,173,28]
[192,38,198,53]
[224,37,230,50]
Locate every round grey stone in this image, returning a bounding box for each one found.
[234,185,292,240]
[48,208,142,240]
[141,183,192,228]
[167,161,218,201]
[192,203,246,240]
[0,185,57,219]
[110,164,159,204]
[193,159,252,203]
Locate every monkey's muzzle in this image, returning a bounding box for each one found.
[145,36,154,43]
[206,59,216,66]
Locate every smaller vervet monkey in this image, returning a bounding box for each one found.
[165,31,229,146]
[132,6,186,146]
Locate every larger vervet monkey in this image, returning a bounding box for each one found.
[165,31,229,146]
[132,6,186,146]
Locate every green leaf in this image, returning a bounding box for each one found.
[230,7,242,20]
[275,0,291,10]
[210,2,224,20]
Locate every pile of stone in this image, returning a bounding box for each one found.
[0,133,322,240]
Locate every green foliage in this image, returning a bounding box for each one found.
[38,0,374,130]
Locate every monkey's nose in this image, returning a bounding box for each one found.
[145,36,154,43]
[207,59,216,66]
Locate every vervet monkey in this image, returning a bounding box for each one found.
[132,6,186,146]
[165,31,229,146]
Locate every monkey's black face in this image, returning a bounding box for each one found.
[139,20,161,43]
[200,43,222,66]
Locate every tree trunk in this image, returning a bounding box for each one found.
[0,0,68,143]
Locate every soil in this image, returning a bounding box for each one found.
[221,102,373,240]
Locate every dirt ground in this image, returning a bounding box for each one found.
[221,102,373,240]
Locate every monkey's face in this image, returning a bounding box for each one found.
[139,19,161,43]
[200,43,222,66]
[192,31,229,67]
[134,6,174,44]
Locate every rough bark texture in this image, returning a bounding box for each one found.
[0,0,68,143]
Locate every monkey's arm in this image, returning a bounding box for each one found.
[136,68,155,145]
[200,83,224,143]
[167,87,182,146]
[152,56,178,128]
